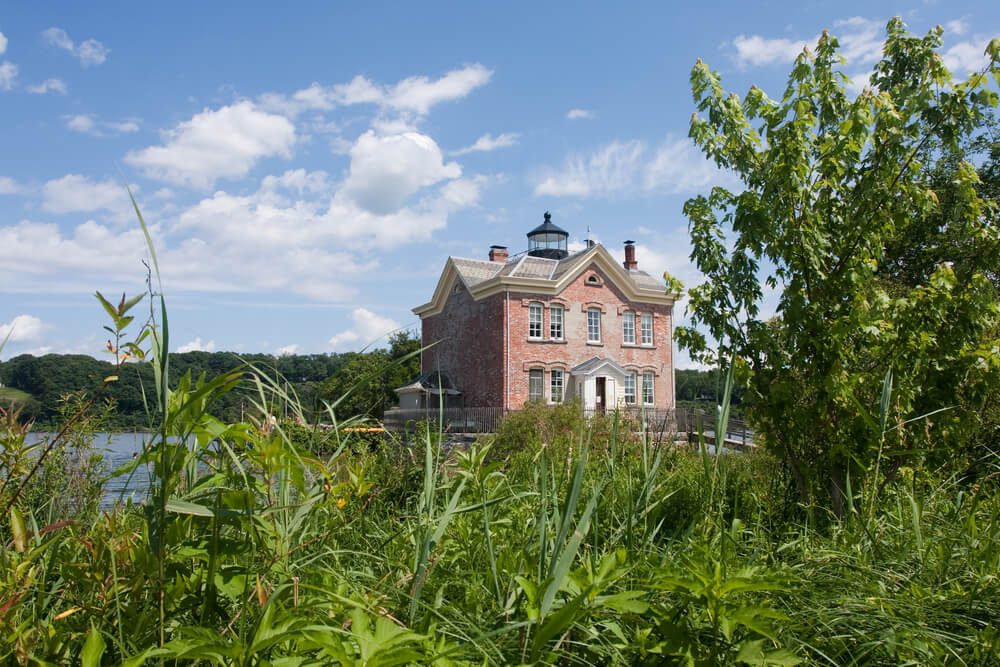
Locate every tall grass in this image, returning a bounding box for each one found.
[1,201,997,664]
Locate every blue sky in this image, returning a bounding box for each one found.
[1,1,996,367]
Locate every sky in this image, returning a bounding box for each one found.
[1,1,997,368]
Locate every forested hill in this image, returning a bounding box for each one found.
[0,332,422,428]
[0,342,730,428]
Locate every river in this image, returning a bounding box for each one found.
[24,431,150,508]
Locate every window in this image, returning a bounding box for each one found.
[549,305,564,340]
[550,369,564,403]
[528,303,543,339]
[642,372,655,405]
[622,312,636,344]
[624,373,636,405]
[640,313,653,345]
[587,307,601,343]
[529,368,544,401]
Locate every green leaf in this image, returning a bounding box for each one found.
[165,499,214,517]
[81,625,106,667]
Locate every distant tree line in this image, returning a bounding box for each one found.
[0,331,421,429]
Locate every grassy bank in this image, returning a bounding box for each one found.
[2,386,997,664]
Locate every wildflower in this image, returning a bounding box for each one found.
[337,497,347,509]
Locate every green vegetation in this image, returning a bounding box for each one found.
[0,333,420,429]
[1,19,999,665]
[677,19,1000,515]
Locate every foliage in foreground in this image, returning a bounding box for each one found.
[2,359,998,664]
[677,18,1000,516]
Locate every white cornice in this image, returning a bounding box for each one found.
[413,245,674,318]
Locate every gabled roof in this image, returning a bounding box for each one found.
[570,356,628,377]
[414,243,674,317]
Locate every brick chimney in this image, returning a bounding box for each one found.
[489,245,509,262]
[623,240,637,270]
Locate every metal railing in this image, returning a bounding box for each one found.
[382,405,754,447]
[382,406,510,434]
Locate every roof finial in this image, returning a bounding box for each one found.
[544,211,552,222]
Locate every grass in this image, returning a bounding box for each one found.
[0,198,996,664]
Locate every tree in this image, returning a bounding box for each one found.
[676,20,1000,515]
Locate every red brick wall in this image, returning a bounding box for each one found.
[419,264,674,410]
[421,284,506,407]
[506,265,673,409]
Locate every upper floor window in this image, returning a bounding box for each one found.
[549,304,564,340]
[528,303,543,339]
[529,368,544,401]
[624,373,637,405]
[640,313,654,345]
[642,372,655,405]
[550,369,565,403]
[622,312,636,344]
[587,307,601,343]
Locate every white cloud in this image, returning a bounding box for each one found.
[27,78,67,94]
[275,343,299,356]
[831,17,884,66]
[104,119,140,133]
[0,176,24,195]
[567,108,595,120]
[177,337,216,353]
[342,130,461,215]
[66,114,96,133]
[0,31,7,55]
[730,34,810,68]
[386,64,492,115]
[125,101,296,188]
[258,64,492,118]
[944,19,967,36]
[42,174,130,215]
[534,134,729,198]
[942,38,991,74]
[42,27,109,66]
[452,132,519,155]
[731,16,885,69]
[0,61,17,91]
[66,114,140,135]
[0,315,44,343]
[329,308,401,351]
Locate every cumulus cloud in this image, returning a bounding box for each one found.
[176,337,216,353]
[65,113,140,135]
[125,101,296,188]
[42,27,109,66]
[28,78,67,94]
[942,38,992,74]
[342,131,461,215]
[566,108,595,120]
[730,16,884,69]
[534,135,730,198]
[0,31,7,55]
[0,176,24,195]
[328,308,401,351]
[0,61,17,91]
[275,343,300,356]
[258,64,492,118]
[452,132,519,155]
[0,315,44,343]
[42,174,130,215]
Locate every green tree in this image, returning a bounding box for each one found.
[677,20,1000,515]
